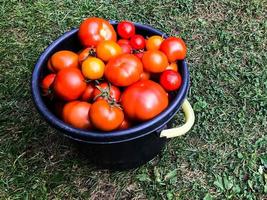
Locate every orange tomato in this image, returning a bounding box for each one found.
[146,35,164,50]
[96,40,122,62]
[139,71,150,80]
[50,50,79,72]
[142,50,168,73]
[82,57,105,80]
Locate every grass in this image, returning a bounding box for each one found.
[0,0,266,199]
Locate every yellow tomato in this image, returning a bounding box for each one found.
[96,40,122,62]
[82,57,105,80]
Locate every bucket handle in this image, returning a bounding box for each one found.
[160,99,195,138]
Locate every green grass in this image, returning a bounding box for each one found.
[1,0,267,199]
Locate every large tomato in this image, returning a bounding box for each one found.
[93,82,121,102]
[121,80,168,121]
[96,40,122,62]
[50,50,79,72]
[89,99,124,131]
[142,50,168,73]
[160,37,187,62]
[105,54,143,87]
[53,68,86,101]
[62,101,92,130]
[78,17,117,47]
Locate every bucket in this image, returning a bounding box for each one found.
[31,21,195,170]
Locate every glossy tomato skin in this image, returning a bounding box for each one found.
[50,50,79,72]
[139,71,150,80]
[146,35,164,50]
[160,37,187,62]
[130,35,145,49]
[53,68,86,101]
[121,80,168,121]
[96,40,122,62]
[166,62,178,71]
[160,70,182,91]
[142,50,168,73]
[117,21,135,39]
[118,43,132,54]
[41,73,56,95]
[81,57,105,80]
[81,83,95,101]
[93,82,121,102]
[78,17,117,47]
[105,54,143,87]
[89,99,124,131]
[62,101,92,130]
[78,47,96,65]
[117,39,130,46]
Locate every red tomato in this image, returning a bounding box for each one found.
[53,68,86,101]
[121,80,168,121]
[78,17,117,47]
[50,50,79,72]
[118,43,132,54]
[166,62,178,71]
[160,70,182,91]
[160,37,187,62]
[134,51,144,60]
[146,35,164,50]
[139,71,150,80]
[118,118,132,130]
[41,74,56,96]
[93,82,121,102]
[62,101,92,130]
[89,99,124,131]
[96,40,122,62]
[130,35,145,49]
[105,54,143,87]
[81,83,95,101]
[142,50,168,73]
[117,39,130,46]
[117,21,135,39]
[78,47,96,65]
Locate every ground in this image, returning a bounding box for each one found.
[0,0,267,199]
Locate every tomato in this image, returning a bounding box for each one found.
[47,58,55,72]
[121,80,168,121]
[41,73,56,96]
[78,47,96,65]
[160,70,182,91]
[78,17,117,47]
[146,35,164,50]
[130,35,145,49]
[134,51,144,60]
[117,39,130,46]
[96,40,122,62]
[81,83,95,101]
[142,50,168,73]
[105,54,143,87]
[160,37,187,62]
[118,43,132,54]
[118,118,132,130]
[82,57,105,80]
[139,71,150,80]
[53,68,86,101]
[117,21,135,39]
[62,101,92,130]
[89,99,124,131]
[93,82,121,102]
[50,50,79,72]
[166,62,178,71]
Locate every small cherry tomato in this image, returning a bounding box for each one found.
[146,35,164,50]
[78,47,96,65]
[81,83,95,101]
[117,39,130,46]
[130,35,145,49]
[50,50,79,72]
[82,57,105,80]
[62,101,92,130]
[160,70,182,91]
[166,62,178,71]
[118,118,132,130]
[160,37,187,62]
[96,40,122,62]
[41,74,56,96]
[117,21,135,39]
[139,71,150,80]
[142,50,168,73]
[89,99,124,131]
[118,43,132,54]
[93,82,121,102]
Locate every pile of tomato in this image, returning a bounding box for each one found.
[40,17,187,132]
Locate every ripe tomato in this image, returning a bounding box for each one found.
[142,50,168,73]
[121,80,168,121]
[105,54,143,87]
[93,82,121,102]
[78,47,96,65]
[41,73,56,96]
[118,118,132,130]
[82,57,105,80]
[47,58,55,72]
[50,50,79,72]
[62,101,92,130]
[134,51,144,60]
[78,17,117,47]
[118,43,132,54]
[81,83,95,101]
[130,35,145,49]
[117,39,130,46]
[166,62,178,71]
[160,70,182,91]
[160,37,187,62]
[117,21,135,39]
[89,99,124,131]
[53,68,86,101]
[146,35,164,50]
[96,40,122,62]
[139,71,150,80]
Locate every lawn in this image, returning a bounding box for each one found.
[0,0,266,199]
